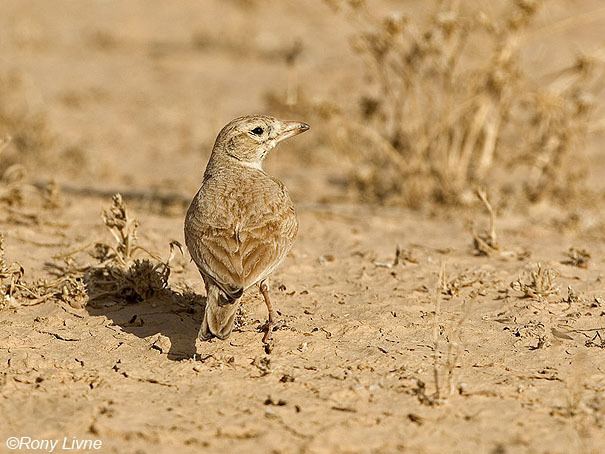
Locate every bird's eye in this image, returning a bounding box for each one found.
[250,127,264,136]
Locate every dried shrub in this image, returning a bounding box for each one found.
[280,0,604,207]
[561,247,591,269]
[427,263,466,405]
[86,259,170,304]
[56,275,88,309]
[0,156,64,224]
[0,234,24,308]
[41,180,62,210]
[83,194,180,304]
[471,188,500,256]
[97,194,144,266]
[511,263,560,300]
[2,197,179,310]
[585,332,605,349]
[0,235,65,308]
[0,159,26,207]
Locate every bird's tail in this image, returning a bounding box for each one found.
[199,282,242,340]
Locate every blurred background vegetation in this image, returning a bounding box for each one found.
[1,0,604,218]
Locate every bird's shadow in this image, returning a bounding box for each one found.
[83,267,205,361]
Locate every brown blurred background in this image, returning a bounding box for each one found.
[1,0,603,211]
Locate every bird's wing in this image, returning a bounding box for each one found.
[194,226,245,297]
[188,209,297,291]
[186,206,297,295]
[238,205,298,288]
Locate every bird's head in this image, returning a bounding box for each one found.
[211,115,309,170]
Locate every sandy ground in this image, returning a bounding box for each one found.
[1,1,605,453]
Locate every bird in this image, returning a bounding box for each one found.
[184,114,309,343]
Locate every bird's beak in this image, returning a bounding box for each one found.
[275,121,310,143]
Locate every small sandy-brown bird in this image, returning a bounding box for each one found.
[185,115,309,343]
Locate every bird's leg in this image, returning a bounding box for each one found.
[259,280,275,344]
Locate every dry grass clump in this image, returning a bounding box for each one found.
[0,235,62,308]
[96,193,144,266]
[0,234,24,308]
[0,163,63,224]
[1,166,59,212]
[3,194,181,310]
[471,188,500,256]
[561,247,591,268]
[0,135,26,207]
[85,259,170,304]
[81,194,177,304]
[283,0,604,207]
[511,262,560,300]
[0,156,26,207]
[54,274,88,309]
[421,263,466,406]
